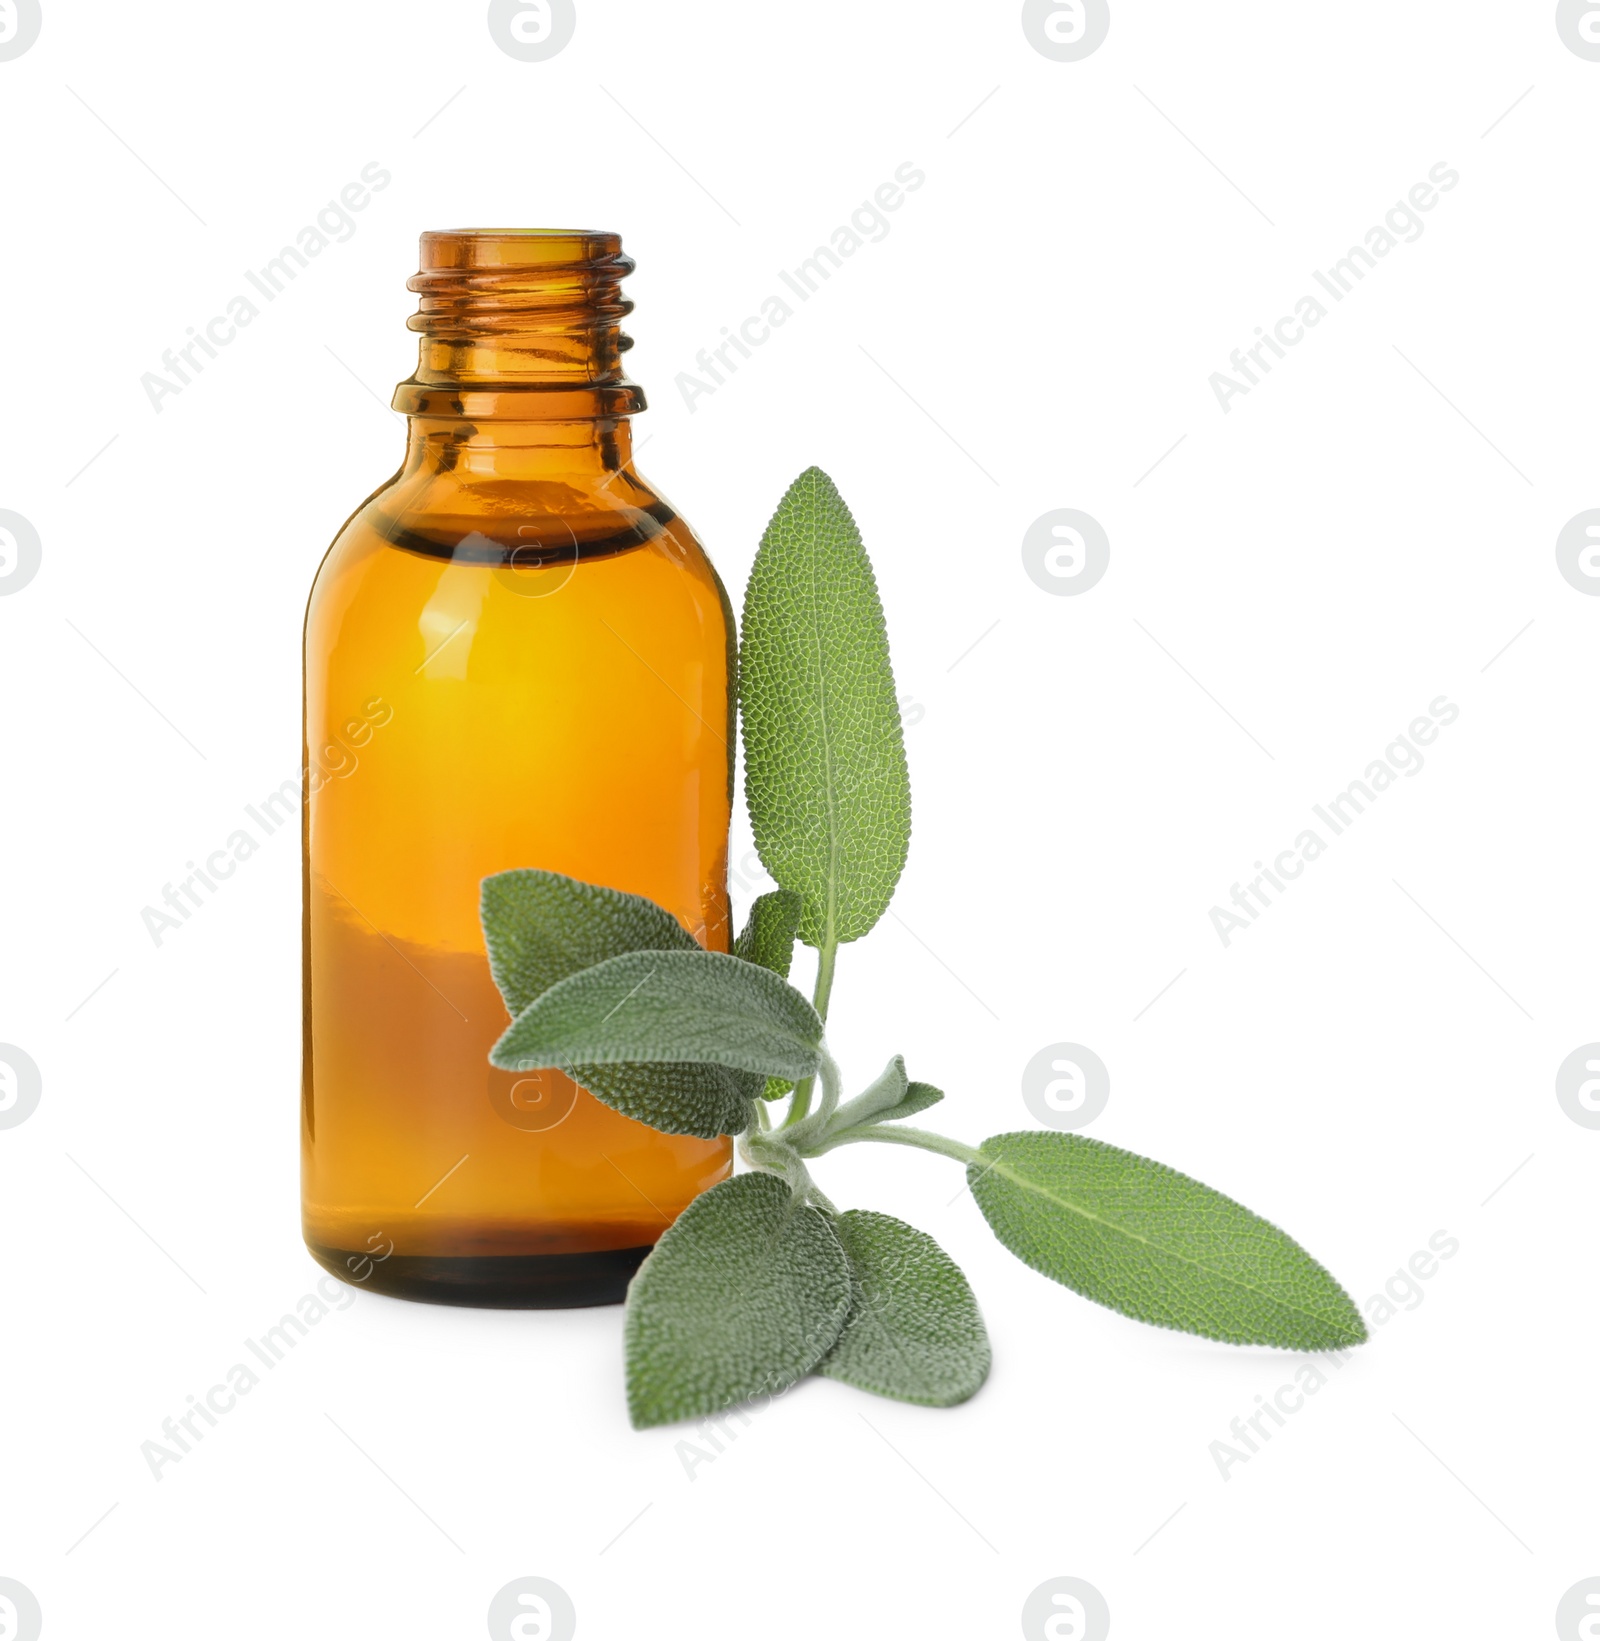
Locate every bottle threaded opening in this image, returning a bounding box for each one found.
[395,229,644,417]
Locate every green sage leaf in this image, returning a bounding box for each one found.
[822,1059,944,1140]
[480,867,756,1139]
[740,468,911,947]
[817,1211,990,1408]
[491,948,823,1082]
[572,1062,759,1140]
[734,889,805,1100]
[481,868,696,1014]
[733,889,803,977]
[831,1055,907,1127]
[969,1132,1367,1351]
[625,1172,851,1428]
[870,1081,944,1126]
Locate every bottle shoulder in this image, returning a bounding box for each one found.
[305,462,728,636]
[319,459,719,563]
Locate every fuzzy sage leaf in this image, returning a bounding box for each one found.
[822,1056,944,1138]
[740,467,911,948]
[734,889,805,1103]
[818,1211,990,1408]
[481,868,759,1139]
[968,1132,1367,1351]
[870,1081,944,1126]
[481,868,698,1013]
[625,1173,851,1428]
[491,948,824,1083]
[734,889,803,977]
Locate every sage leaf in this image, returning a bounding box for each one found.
[734,888,805,1100]
[491,948,823,1082]
[969,1133,1367,1351]
[869,1081,944,1126]
[830,1055,907,1128]
[481,867,757,1139]
[740,468,911,947]
[574,1062,759,1140]
[818,1211,990,1407]
[625,1173,851,1428]
[734,889,803,977]
[481,868,695,1015]
[823,1059,944,1139]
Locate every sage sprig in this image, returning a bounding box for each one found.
[481,466,1366,1428]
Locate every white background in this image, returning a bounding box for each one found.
[3,3,1597,1637]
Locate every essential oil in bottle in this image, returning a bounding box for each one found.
[301,231,735,1306]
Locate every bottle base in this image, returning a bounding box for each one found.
[305,1239,651,1308]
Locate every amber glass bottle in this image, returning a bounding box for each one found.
[302,230,734,1307]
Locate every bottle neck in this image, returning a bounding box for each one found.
[391,229,646,427]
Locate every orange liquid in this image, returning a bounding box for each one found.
[302,437,736,1305]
